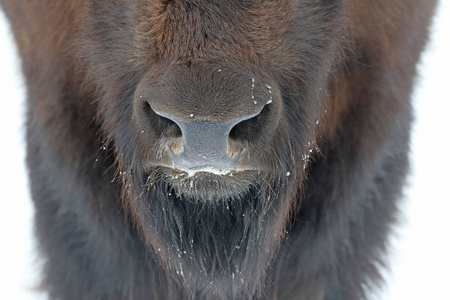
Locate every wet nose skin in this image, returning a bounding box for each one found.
[153,109,262,175]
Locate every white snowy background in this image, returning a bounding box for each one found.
[0,2,449,300]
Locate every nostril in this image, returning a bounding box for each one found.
[144,102,182,138]
[229,104,270,142]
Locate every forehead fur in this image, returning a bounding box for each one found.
[133,0,295,63]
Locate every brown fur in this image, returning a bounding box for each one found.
[0,1,437,299]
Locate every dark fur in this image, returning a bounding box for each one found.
[0,0,437,299]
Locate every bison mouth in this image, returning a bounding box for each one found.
[131,167,291,298]
[154,168,261,202]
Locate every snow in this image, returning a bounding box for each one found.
[0,2,449,299]
[181,167,232,178]
[251,77,255,103]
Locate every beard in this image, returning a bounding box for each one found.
[124,166,298,299]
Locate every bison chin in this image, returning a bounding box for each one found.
[129,167,296,299]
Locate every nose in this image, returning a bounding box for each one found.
[151,106,265,175]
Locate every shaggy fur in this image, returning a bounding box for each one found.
[1,0,437,299]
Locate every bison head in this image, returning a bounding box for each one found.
[80,0,345,298]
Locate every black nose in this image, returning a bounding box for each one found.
[151,107,264,175]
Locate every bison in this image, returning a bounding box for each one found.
[0,0,437,299]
